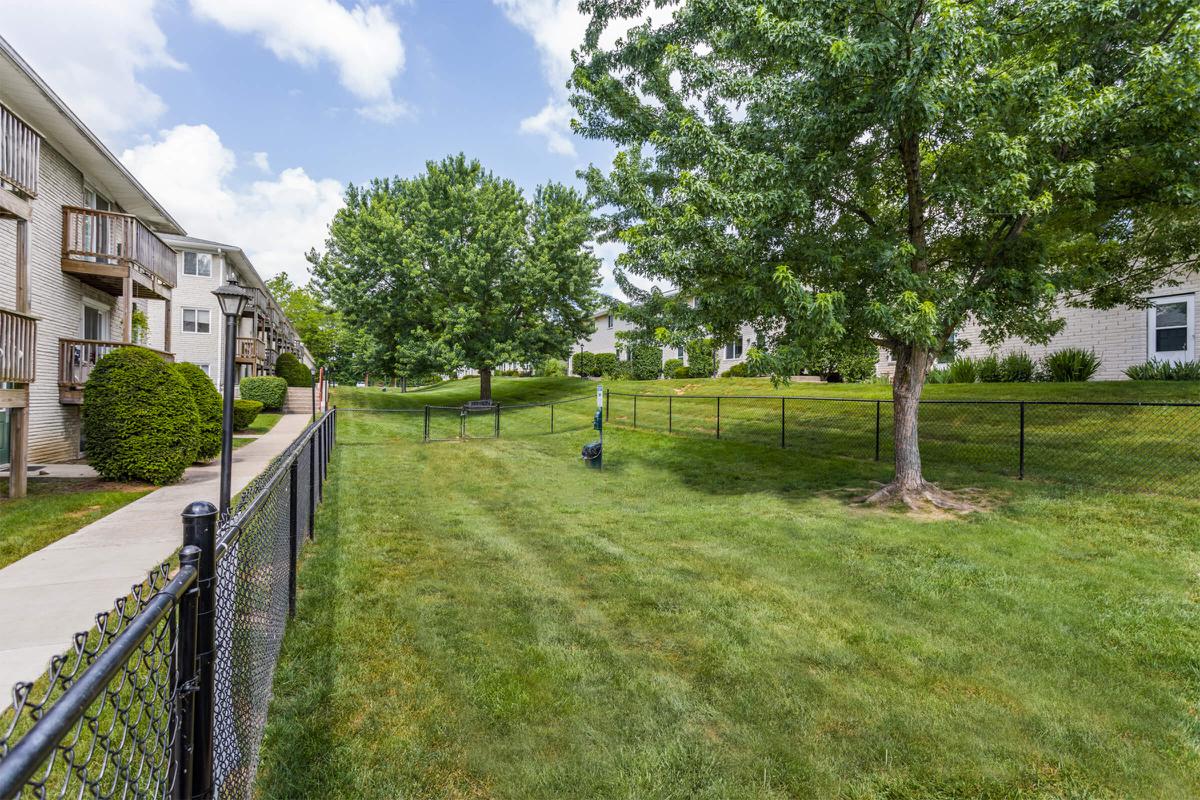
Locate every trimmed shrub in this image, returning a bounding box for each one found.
[572,351,596,377]
[240,376,287,410]
[685,338,717,378]
[663,358,684,377]
[673,365,690,379]
[275,352,313,387]
[947,357,978,384]
[173,362,221,461]
[1042,348,1101,382]
[537,358,567,377]
[1124,359,1200,381]
[999,352,1036,382]
[630,345,663,380]
[233,399,264,430]
[721,362,749,378]
[976,354,1003,383]
[593,352,620,377]
[83,347,199,484]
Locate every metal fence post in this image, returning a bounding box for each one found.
[308,435,317,540]
[424,406,430,442]
[669,395,673,433]
[316,418,325,504]
[1019,401,1026,479]
[288,458,299,619]
[495,406,501,438]
[181,501,217,800]
[172,544,201,800]
[716,397,721,439]
[780,397,786,448]
[605,389,610,421]
[633,394,638,428]
[875,400,881,461]
[550,403,555,434]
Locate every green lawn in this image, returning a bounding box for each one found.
[255,378,1200,799]
[0,478,153,570]
[239,412,283,436]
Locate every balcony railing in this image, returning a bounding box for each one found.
[0,308,37,383]
[235,337,266,364]
[0,103,39,197]
[62,207,177,291]
[58,338,174,404]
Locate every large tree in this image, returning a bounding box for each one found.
[572,0,1200,507]
[313,155,602,401]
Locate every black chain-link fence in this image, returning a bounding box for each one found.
[421,395,595,442]
[605,392,1200,494]
[0,409,337,800]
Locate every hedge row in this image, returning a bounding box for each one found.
[240,376,288,410]
[275,352,313,387]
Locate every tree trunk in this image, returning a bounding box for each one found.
[480,367,492,402]
[863,345,975,511]
[892,344,929,490]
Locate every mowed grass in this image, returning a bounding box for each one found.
[255,379,1200,799]
[0,478,153,570]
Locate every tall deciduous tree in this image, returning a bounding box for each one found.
[572,0,1200,507]
[312,155,602,401]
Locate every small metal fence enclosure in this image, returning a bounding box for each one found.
[0,409,338,800]
[422,395,594,442]
[604,391,1200,495]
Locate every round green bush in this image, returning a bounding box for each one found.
[685,338,717,378]
[233,399,264,430]
[572,351,596,377]
[173,362,221,461]
[240,376,287,410]
[629,345,663,380]
[663,358,684,377]
[593,353,620,377]
[83,347,199,484]
[721,362,749,378]
[275,352,313,387]
[673,365,690,379]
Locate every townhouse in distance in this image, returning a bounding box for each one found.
[0,35,311,499]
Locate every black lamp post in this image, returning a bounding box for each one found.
[213,279,252,518]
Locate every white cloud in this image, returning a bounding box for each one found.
[251,151,271,172]
[121,124,344,282]
[0,0,182,139]
[519,100,576,156]
[189,0,408,121]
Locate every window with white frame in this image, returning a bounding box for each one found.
[676,347,684,359]
[1148,294,1194,364]
[182,308,211,334]
[183,252,213,277]
[725,339,743,359]
[607,314,614,329]
[189,362,212,377]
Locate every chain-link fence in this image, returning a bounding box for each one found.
[605,392,1200,494]
[421,395,595,442]
[0,409,338,800]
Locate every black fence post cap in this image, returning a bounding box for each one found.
[182,500,219,519]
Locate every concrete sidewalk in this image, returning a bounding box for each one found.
[0,413,313,694]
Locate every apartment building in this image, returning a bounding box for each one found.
[572,301,758,375]
[0,35,188,496]
[155,235,311,389]
[0,36,311,498]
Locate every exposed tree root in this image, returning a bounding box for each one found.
[858,480,982,513]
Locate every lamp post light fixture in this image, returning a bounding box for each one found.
[213,278,252,518]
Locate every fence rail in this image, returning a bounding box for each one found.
[421,395,595,442]
[605,391,1200,494]
[0,408,338,800]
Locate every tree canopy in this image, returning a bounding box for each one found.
[312,154,602,399]
[572,0,1200,506]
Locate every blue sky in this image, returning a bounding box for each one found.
[3,0,630,292]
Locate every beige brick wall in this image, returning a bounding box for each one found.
[954,276,1200,381]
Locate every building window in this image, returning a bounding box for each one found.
[191,363,211,376]
[607,314,614,330]
[1148,294,1194,364]
[183,308,211,334]
[183,252,213,277]
[676,347,684,359]
[725,339,743,360]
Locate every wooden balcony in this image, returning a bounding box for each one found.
[58,338,173,405]
[235,337,266,365]
[61,207,177,300]
[0,307,37,383]
[0,103,39,198]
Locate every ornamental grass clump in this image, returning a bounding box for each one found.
[83,347,199,484]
